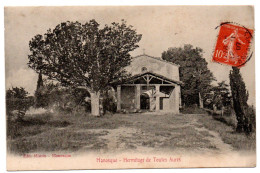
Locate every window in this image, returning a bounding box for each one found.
[141,67,147,72]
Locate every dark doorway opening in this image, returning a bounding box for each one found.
[160,97,164,110]
[140,93,150,110]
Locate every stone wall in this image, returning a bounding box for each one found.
[126,55,180,81]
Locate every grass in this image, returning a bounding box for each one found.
[7,112,133,154]
[180,106,208,114]
[8,129,107,153]
[7,110,256,154]
[7,113,71,139]
[196,114,256,151]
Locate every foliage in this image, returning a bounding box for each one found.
[247,105,256,132]
[34,79,56,108]
[102,89,117,113]
[162,45,215,106]
[35,80,91,113]
[6,87,34,129]
[204,81,231,109]
[6,87,34,113]
[54,87,91,113]
[6,87,28,100]
[212,81,231,108]
[7,112,70,141]
[180,105,208,114]
[34,71,46,108]
[229,67,254,134]
[197,113,255,151]
[28,19,142,115]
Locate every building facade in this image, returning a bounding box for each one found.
[116,54,181,113]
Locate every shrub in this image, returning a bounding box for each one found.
[245,106,256,133]
[180,105,207,114]
[6,87,34,121]
[103,96,117,113]
[102,88,117,114]
[34,80,92,114]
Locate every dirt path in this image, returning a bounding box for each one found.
[77,113,236,155]
[99,127,138,151]
[84,127,156,153]
[191,117,234,154]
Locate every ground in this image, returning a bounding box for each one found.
[7,111,256,155]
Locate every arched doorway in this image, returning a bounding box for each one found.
[140,93,150,110]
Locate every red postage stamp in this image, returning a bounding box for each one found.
[213,23,253,67]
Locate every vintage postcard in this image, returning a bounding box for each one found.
[5,6,255,170]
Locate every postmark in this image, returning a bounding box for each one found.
[213,22,254,67]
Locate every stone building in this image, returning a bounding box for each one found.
[116,54,181,113]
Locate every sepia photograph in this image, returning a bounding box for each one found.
[4,5,255,170]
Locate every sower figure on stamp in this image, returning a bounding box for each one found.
[222,28,245,64]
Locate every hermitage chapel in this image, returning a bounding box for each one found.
[115,54,181,114]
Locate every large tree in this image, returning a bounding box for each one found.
[213,81,231,107]
[229,67,249,132]
[34,71,46,108]
[28,19,142,116]
[6,87,34,120]
[205,81,231,110]
[162,45,215,106]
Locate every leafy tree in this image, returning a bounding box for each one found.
[34,78,91,113]
[36,70,44,91]
[162,45,215,106]
[229,67,251,133]
[211,81,231,109]
[6,87,34,120]
[49,86,91,113]
[28,19,142,116]
[6,87,28,100]
[34,78,58,108]
[34,70,47,108]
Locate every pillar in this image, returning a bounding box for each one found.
[155,85,160,111]
[174,85,180,114]
[149,97,153,111]
[117,85,121,111]
[199,92,204,108]
[135,84,141,109]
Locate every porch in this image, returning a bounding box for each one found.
[116,72,181,113]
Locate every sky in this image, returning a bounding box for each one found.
[4,6,255,105]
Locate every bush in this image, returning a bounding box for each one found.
[42,84,91,114]
[6,87,34,122]
[180,105,207,114]
[103,96,117,113]
[102,89,117,114]
[213,114,237,129]
[245,106,256,133]
[6,97,34,112]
